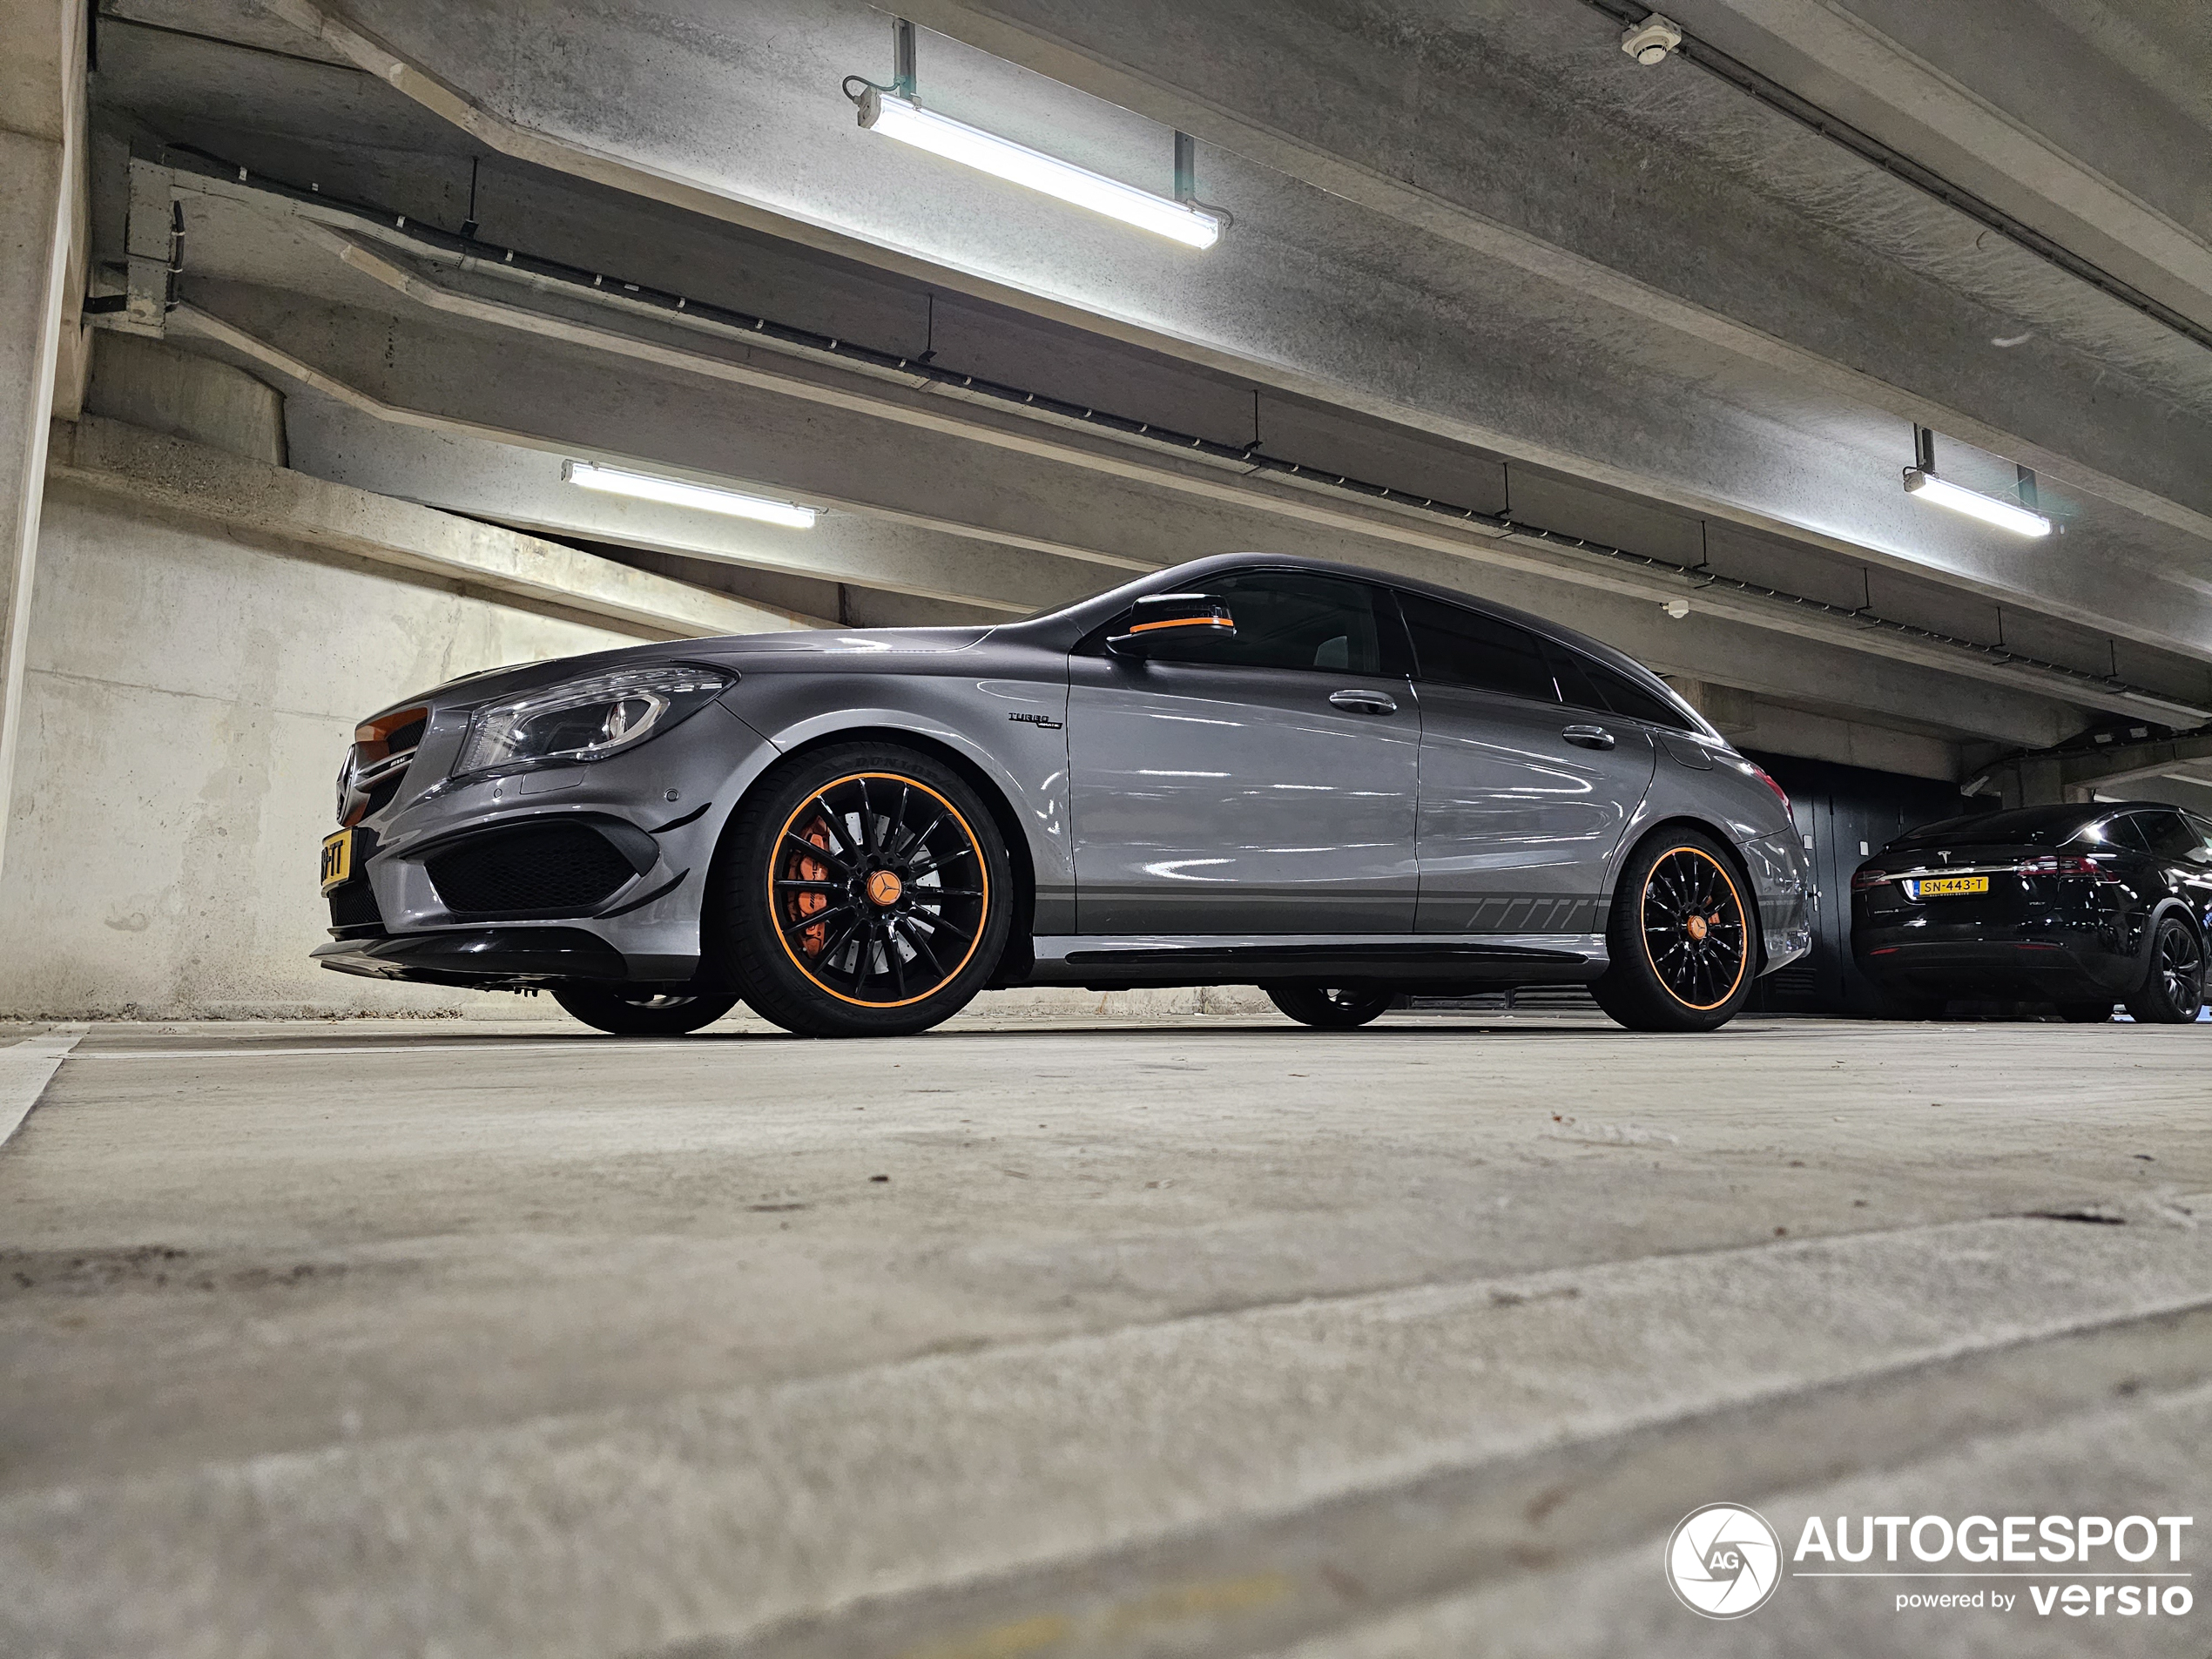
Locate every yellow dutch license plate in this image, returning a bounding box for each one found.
[320,828,356,893]
[1911,874,1988,899]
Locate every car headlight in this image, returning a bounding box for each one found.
[450,664,733,781]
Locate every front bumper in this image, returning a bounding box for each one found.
[314,700,779,989]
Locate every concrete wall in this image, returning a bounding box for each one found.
[0,475,643,1017]
[0,466,1270,1020]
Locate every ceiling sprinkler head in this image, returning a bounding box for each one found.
[1622,13,1683,64]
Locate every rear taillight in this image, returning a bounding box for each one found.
[2016,854,2117,880]
[1748,765,1791,819]
[1851,868,1889,890]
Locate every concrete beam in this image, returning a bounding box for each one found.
[199,6,2212,685]
[0,0,85,882]
[47,415,825,639]
[2058,728,2212,793]
[142,169,2178,725]
[83,329,286,464]
[279,388,1109,617]
[887,0,2212,536]
[166,276,2095,748]
[1666,0,2212,334]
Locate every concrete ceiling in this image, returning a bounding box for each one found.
[78,0,2212,796]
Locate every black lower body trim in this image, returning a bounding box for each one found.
[1056,941,1595,987]
[313,927,634,988]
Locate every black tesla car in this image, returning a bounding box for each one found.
[1851,801,2212,1022]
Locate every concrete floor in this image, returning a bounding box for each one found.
[2,1008,2207,1657]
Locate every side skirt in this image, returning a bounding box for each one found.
[1020,934,1608,988]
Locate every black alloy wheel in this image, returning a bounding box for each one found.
[1593,830,1760,1033]
[713,744,1012,1037]
[2123,916,2207,1025]
[1263,982,1394,1029]
[551,985,738,1035]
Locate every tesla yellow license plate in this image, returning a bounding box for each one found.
[1909,874,1988,899]
[320,828,355,893]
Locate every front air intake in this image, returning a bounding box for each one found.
[425,822,639,917]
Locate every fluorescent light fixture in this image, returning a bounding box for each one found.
[858,89,1222,250]
[1902,468,2051,537]
[563,460,816,529]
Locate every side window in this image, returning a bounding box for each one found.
[1398,591,1558,703]
[2134,809,2202,861]
[1583,657,1696,731]
[2090,814,2151,853]
[1139,570,1393,675]
[2191,816,2212,863]
[1541,641,1605,711]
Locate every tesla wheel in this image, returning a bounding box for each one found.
[2055,1001,2113,1024]
[1263,983,1393,1029]
[552,985,738,1035]
[2123,917,2206,1025]
[711,744,1012,1037]
[1592,830,1759,1033]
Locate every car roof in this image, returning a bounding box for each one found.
[1890,801,2188,847]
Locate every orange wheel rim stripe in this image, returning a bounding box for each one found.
[769,772,988,1008]
[1642,846,1749,1012]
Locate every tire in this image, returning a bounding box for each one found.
[551,985,738,1035]
[709,742,1014,1037]
[2055,1001,2114,1024]
[1263,982,1393,1029]
[1591,828,1760,1033]
[2122,915,2206,1025]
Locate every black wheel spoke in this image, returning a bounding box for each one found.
[781,900,857,945]
[883,921,908,1000]
[806,801,859,861]
[855,776,880,856]
[782,829,852,874]
[904,810,948,861]
[898,917,946,981]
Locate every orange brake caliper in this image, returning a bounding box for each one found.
[793,821,832,955]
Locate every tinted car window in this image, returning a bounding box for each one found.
[1399,592,1556,703]
[2079,814,2148,853]
[2133,809,2203,860]
[1140,571,1393,676]
[1579,653,1695,730]
[1541,641,1604,711]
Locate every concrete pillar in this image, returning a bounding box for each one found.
[0,0,85,880]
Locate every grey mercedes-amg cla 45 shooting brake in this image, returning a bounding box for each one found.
[315,555,1811,1036]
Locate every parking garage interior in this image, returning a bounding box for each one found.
[3,1,2209,1653]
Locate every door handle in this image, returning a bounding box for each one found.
[1562,724,1616,750]
[1329,689,1399,715]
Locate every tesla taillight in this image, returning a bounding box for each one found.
[2016,854,2116,880]
[1851,868,1888,890]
